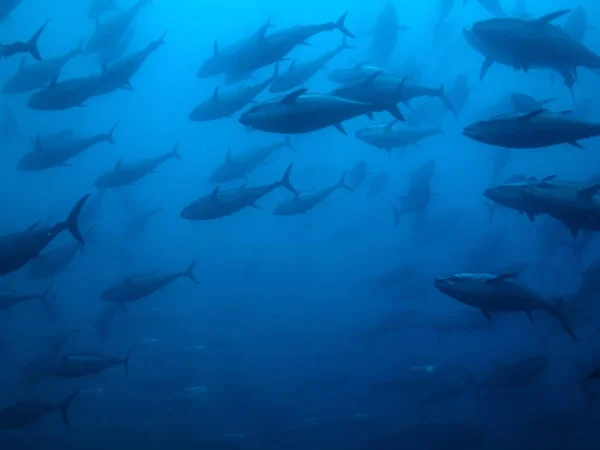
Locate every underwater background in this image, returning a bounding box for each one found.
[1,0,600,448]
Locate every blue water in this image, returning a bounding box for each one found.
[1,0,600,448]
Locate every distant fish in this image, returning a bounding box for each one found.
[88,0,120,20]
[356,120,442,153]
[366,172,389,198]
[124,206,162,240]
[366,3,406,67]
[46,351,132,378]
[0,0,22,24]
[348,161,367,190]
[0,391,79,429]
[0,283,53,312]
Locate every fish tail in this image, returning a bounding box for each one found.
[283,136,297,153]
[552,298,578,341]
[339,172,353,192]
[157,30,168,46]
[63,194,91,244]
[438,84,457,117]
[335,12,355,38]
[183,260,200,285]
[104,121,119,144]
[27,20,50,61]
[280,163,298,194]
[39,282,54,309]
[59,390,80,428]
[170,141,181,160]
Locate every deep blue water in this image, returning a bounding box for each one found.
[0,0,600,448]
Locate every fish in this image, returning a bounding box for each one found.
[101,261,199,303]
[27,227,94,281]
[0,0,22,24]
[434,272,578,340]
[366,172,389,198]
[45,351,132,378]
[0,20,49,61]
[0,105,20,144]
[272,173,352,215]
[124,206,162,240]
[367,3,406,67]
[563,6,593,44]
[0,283,53,311]
[328,63,391,85]
[94,303,127,338]
[96,26,134,66]
[269,38,354,93]
[356,120,442,152]
[182,164,297,220]
[3,39,84,94]
[509,93,555,114]
[88,0,120,19]
[0,391,79,429]
[94,141,181,188]
[463,110,600,149]
[17,122,118,171]
[392,184,432,227]
[348,161,367,190]
[474,355,548,396]
[209,136,296,184]
[85,0,151,54]
[465,0,506,17]
[0,194,89,276]
[20,330,76,384]
[189,65,278,122]
[26,73,113,110]
[240,88,389,135]
[423,373,476,404]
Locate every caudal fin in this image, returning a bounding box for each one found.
[438,85,457,117]
[338,173,353,192]
[552,298,578,341]
[122,348,133,375]
[335,12,355,38]
[58,390,80,428]
[27,20,50,61]
[64,194,91,244]
[339,36,356,51]
[280,163,298,194]
[183,260,200,284]
[39,282,54,309]
[170,141,181,160]
[103,121,119,144]
[157,31,168,46]
[283,136,297,153]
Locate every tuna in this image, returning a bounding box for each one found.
[269,38,354,93]
[209,136,296,184]
[189,65,277,122]
[0,106,20,144]
[366,172,389,198]
[356,120,442,152]
[564,6,593,44]
[124,206,162,240]
[17,122,118,171]
[45,350,132,378]
[434,272,578,340]
[392,184,432,227]
[367,3,406,67]
[435,0,456,31]
[85,0,151,54]
[0,20,48,61]
[423,373,476,404]
[328,63,391,85]
[272,173,352,215]
[239,88,391,135]
[94,141,181,188]
[348,161,367,190]
[101,261,199,303]
[20,331,75,384]
[181,164,298,220]
[0,283,53,311]
[226,13,354,75]
[509,93,555,114]
[0,194,89,276]
[27,227,94,281]
[96,26,134,66]
[463,109,600,149]
[0,0,21,24]
[26,73,112,110]
[88,0,120,19]
[3,39,84,94]
[475,355,548,395]
[0,391,79,429]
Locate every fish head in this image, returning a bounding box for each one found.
[434,273,479,299]
[16,153,38,171]
[239,103,273,129]
[197,55,226,78]
[354,126,380,142]
[462,118,504,144]
[484,184,525,207]
[26,92,48,110]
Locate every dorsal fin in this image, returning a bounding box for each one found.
[210,186,220,201]
[535,9,571,25]
[518,109,546,121]
[486,273,518,284]
[280,88,307,104]
[212,86,220,102]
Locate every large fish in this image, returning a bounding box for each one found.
[3,39,84,94]
[45,351,131,378]
[17,122,118,171]
[272,173,352,215]
[239,88,389,135]
[356,120,442,152]
[434,272,578,340]
[0,195,89,276]
[0,20,48,61]
[463,109,600,149]
[94,142,181,188]
[181,164,297,220]
[101,261,199,303]
[0,391,79,429]
[367,3,405,67]
[0,283,53,311]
